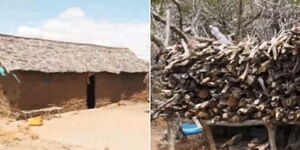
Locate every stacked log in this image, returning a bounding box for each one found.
[152,25,300,123]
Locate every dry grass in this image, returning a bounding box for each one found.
[0,34,148,74]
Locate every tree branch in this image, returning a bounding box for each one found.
[171,0,183,30]
[151,10,189,42]
[165,8,171,47]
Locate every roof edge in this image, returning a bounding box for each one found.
[0,33,129,50]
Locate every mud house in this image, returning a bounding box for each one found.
[0,34,148,114]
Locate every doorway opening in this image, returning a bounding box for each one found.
[87,74,95,109]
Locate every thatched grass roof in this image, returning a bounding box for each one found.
[0,34,148,74]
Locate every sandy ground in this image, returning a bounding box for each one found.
[151,118,168,150]
[151,117,208,150]
[0,102,150,150]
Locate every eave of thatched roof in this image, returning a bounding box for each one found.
[0,34,148,74]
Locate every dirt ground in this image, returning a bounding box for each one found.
[151,117,208,150]
[0,101,149,150]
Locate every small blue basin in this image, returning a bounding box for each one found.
[180,123,203,135]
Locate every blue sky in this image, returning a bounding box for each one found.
[0,0,149,33]
[0,0,149,60]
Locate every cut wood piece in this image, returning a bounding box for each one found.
[256,142,269,150]
[197,89,210,99]
[200,77,211,84]
[197,111,209,119]
[194,101,210,110]
[248,138,265,149]
[247,75,256,85]
[151,94,181,119]
[227,97,239,107]
[230,114,241,122]
[220,134,242,148]
[237,106,257,115]
[239,63,249,81]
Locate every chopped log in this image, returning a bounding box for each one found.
[197,89,210,99]
[248,138,265,149]
[154,25,300,149]
[220,134,242,148]
[256,142,270,150]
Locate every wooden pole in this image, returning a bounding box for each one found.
[167,121,175,150]
[265,122,277,150]
[199,120,217,150]
[165,8,170,47]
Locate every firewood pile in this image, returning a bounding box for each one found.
[152,25,300,123]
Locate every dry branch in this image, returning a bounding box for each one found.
[151,10,189,42]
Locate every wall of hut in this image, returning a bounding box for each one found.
[0,71,147,113]
[0,74,20,115]
[95,72,147,106]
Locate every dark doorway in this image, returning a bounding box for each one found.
[87,74,95,109]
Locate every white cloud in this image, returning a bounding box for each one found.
[17,7,150,60]
[17,26,42,37]
[58,7,85,19]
